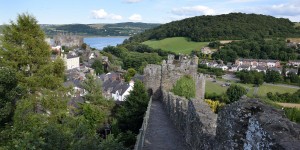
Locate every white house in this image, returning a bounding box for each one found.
[63,51,80,70]
[288,60,300,67]
[111,81,134,101]
[228,64,239,72]
[216,64,228,71]
[102,78,134,102]
[238,65,251,71]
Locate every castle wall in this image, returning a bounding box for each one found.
[144,54,300,149]
[162,90,217,149]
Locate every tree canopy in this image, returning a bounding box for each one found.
[226,84,247,103]
[127,13,300,43]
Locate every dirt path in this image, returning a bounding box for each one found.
[277,103,300,108]
[143,100,189,150]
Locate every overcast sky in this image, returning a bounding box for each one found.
[0,0,299,24]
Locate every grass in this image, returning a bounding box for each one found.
[142,37,209,54]
[205,79,297,98]
[256,84,298,97]
[205,80,228,94]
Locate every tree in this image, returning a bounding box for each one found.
[116,80,149,133]
[124,68,136,82]
[171,75,196,99]
[0,13,62,92]
[265,69,282,83]
[91,59,104,75]
[226,84,247,103]
[0,68,21,126]
[81,74,114,122]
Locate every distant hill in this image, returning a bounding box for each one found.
[127,13,300,43]
[39,22,160,37]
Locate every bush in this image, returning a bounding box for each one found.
[284,108,300,123]
[204,99,225,113]
[171,75,196,99]
[226,84,247,103]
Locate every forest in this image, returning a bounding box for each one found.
[212,38,299,62]
[127,13,300,43]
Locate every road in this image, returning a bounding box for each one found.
[277,103,300,108]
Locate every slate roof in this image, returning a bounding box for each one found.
[66,52,79,59]
[102,79,131,96]
[132,74,144,82]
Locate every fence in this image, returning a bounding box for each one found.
[134,96,153,150]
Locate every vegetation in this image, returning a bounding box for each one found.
[226,84,247,103]
[143,37,209,54]
[0,13,129,149]
[171,75,196,99]
[124,68,136,82]
[267,89,300,103]
[103,45,163,72]
[204,99,225,113]
[265,69,283,83]
[198,64,225,77]
[40,22,160,37]
[212,38,298,63]
[114,80,149,148]
[284,108,300,123]
[91,58,104,75]
[236,70,264,86]
[128,13,300,43]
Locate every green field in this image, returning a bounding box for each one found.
[205,80,227,94]
[142,37,209,54]
[205,79,298,98]
[257,84,298,97]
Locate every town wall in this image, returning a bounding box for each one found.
[144,55,300,149]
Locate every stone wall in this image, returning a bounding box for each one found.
[144,54,300,149]
[216,98,300,150]
[162,90,217,149]
[161,92,300,149]
[144,54,205,100]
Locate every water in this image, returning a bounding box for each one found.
[84,37,129,50]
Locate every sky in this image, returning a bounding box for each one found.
[0,0,299,24]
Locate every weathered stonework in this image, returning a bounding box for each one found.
[144,54,205,100]
[216,98,300,150]
[143,55,300,149]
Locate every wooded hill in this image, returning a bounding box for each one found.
[127,13,300,42]
[39,22,160,37]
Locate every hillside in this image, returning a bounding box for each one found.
[128,13,300,43]
[40,22,160,37]
[143,37,208,54]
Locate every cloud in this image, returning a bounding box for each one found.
[228,0,259,3]
[92,9,123,20]
[129,14,142,21]
[266,3,300,16]
[123,0,142,3]
[172,5,215,16]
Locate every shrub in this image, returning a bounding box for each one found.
[204,99,225,113]
[171,75,196,99]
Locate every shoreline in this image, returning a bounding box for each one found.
[83,36,131,38]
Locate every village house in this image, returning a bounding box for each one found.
[216,64,228,71]
[288,60,300,67]
[235,58,280,68]
[286,68,298,76]
[238,64,251,71]
[253,66,267,73]
[99,72,134,101]
[63,51,80,70]
[228,64,239,72]
[269,67,282,74]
